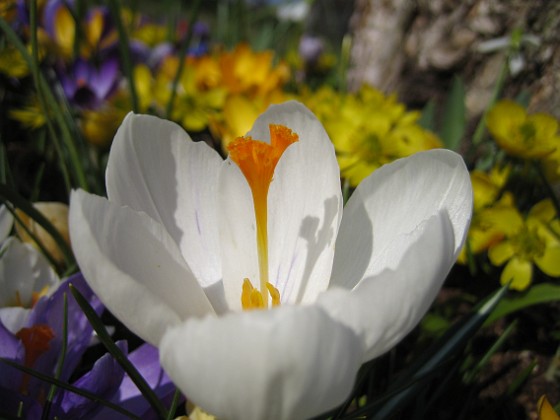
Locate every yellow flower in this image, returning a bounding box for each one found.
[305,85,442,187]
[9,97,48,129]
[153,56,226,132]
[218,44,290,97]
[0,0,17,22]
[456,166,511,264]
[538,396,560,420]
[486,199,560,290]
[487,100,559,159]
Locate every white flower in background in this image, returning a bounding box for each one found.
[69,101,472,420]
[0,205,58,333]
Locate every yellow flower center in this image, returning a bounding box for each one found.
[227,124,299,309]
[511,226,545,260]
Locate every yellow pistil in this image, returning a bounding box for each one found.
[228,124,298,307]
[241,278,281,310]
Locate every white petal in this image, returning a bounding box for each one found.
[69,190,213,346]
[265,102,342,304]
[218,159,259,310]
[219,101,343,307]
[330,149,472,290]
[106,113,223,294]
[0,237,58,308]
[319,213,455,361]
[0,204,13,242]
[160,306,363,420]
[0,307,30,334]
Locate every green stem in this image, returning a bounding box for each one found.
[165,0,203,118]
[534,161,560,215]
[107,0,139,113]
[472,57,509,146]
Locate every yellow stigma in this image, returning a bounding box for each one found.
[228,124,298,308]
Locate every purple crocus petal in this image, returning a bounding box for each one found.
[52,341,127,419]
[0,387,42,419]
[94,343,180,419]
[0,320,23,390]
[27,273,103,385]
[89,57,120,101]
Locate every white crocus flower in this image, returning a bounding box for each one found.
[69,101,472,420]
[0,206,58,333]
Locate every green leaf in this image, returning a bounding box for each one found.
[418,99,436,131]
[439,76,466,151]
[362,286,508,419]
[486,283,560,324]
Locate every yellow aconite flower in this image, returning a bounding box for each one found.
[457,166,511,263]
[154,56,226,132]
[219,43,290,97]
[9,97,47,129]
[487,100,559,159]
[305,85,441,187]
[487,199,560,290]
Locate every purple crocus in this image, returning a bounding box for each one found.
[59,57,120,109]
[0,273,178,418]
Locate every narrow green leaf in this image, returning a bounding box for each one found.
[486,283,560,324]
[0,358,140,419]
[69,285,169,419]
[43,293,69,420]
[107,0,139,113]
[439,76,465,151]
[418,99,436,131]
[165,0,204,117]
[463,319,518,383]
[506,359,538,395]
[368,286,508,419]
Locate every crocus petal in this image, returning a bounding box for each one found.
[0,204,13,241]
[0,237,58,308]
[259,102,342,303]
[219,101,342,307]
[319,213,455,361]
[330,149,472,290]
[160,306,363,420]
[106,113,223,297]
[218,160,258,310]
[0,320,22,390]
[69,189,213,346]
[56,341,127,418]
[96,343,178,419]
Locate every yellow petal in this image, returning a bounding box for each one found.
[529,199,557,223]
[488,240,514,266]
[538,395,560,420]
[534,245,560,277]
[500,257,532,291]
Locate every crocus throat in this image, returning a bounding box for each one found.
[228,124,299,308]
